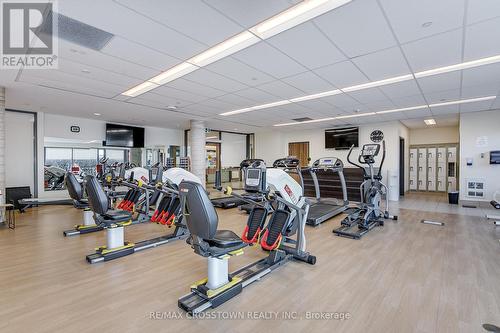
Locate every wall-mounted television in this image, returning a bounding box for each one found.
[325,127,359,149]
[104,123,145,148]
[490,150,500,164]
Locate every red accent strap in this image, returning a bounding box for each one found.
[159,212,170,225]
[151,210,160,222]
[166,214,176,226]
[241,225,261,244]
[260,230,282,251]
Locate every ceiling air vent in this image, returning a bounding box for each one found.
[292,117,313,122]
[39,12,114,51]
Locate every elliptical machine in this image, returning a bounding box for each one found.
[333,140,397,239]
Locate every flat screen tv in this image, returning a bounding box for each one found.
[490,150,500,164]
[325,127,359,149]
[105,123,144,148]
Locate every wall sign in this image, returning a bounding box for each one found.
[70,126,80,133]
[370,130,384,142]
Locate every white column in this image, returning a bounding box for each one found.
[0,87,5,205]
[189,120,206,187]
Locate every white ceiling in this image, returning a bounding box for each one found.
[1,0,500,132]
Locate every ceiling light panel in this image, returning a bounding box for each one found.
[424,119,436,125]
[250,0,352,39]
[122,81,159,97]
[149,62,198,85]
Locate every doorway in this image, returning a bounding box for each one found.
[206,142,220,184]
[288,142,310,167]
[399,137,405,196]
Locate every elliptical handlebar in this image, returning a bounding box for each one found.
[378,140,386,179]
[347,144,366,176]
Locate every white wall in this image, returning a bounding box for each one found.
[5,111,35,192]
[459,110,500,202]
[220,132,246,167]
[409,126,459,145]
[255,121,408,200]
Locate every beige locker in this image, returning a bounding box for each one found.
[418,148,427,191]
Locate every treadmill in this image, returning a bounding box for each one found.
[211,159,264,209]
[302,157,349,226]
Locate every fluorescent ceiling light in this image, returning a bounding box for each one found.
[341,74,413,92]
[428,96,496,107]
[415,55,500,78]
[122,81,159,97]
[273,95,496,126]
[188,31,259,67]
[149,62,198,85]
[376,105,428,114]
[221,54,500,117]
[336,112,376,119]
[220,100,292,116]
[424,119,436,125]
[290,89,342,102]
[250,0,352,39]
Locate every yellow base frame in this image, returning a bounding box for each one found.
[95,242,135,255]
[191,276,243,299]
[75,224,99,230]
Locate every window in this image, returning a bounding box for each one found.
[73,148,98,176]
[44,147,128,191]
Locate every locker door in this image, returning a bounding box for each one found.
[437,147,446,163]
[447,147,457,163]
[418,148,427,191]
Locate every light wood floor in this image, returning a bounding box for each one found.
[1,199,499,333]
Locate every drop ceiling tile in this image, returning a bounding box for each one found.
[417,72,461,94]
[461,63,500,88]
[313,60,367,88]
[102,37,180,71]
[429,105,460,115]
[115,0,243,45]
[255,80,304,99]
[194,98,238,113]
[460,84,500,98]
[203,0,297,29]
[138,91,195,107]
[467,0,500,24]
[267,22,346,69]
[490,97,500,109]
[204,57,275,86]
[233,41,308,79]
[424,88,461,103]
[215,93,258,107]
[233,88,279,103]
[56,58,141,88]
[401,29,463,72]
[404,108,432,118]
[58,0,206,59]
[182,68,248,92]
[464,17,500,60]
[346,88,390,104]
[378,80,422,99]
[321,93,363,110]
[58,40,158,80]
[166,78,226,98]
[379,0,465,43]
[148,85,208,104]
[292,100,333,113]
[19,74,118,99]
[281,71,335,94]
[459,100,494,112]
[314,0,396,57]
[352,47,411,81]
[391,94,428,107]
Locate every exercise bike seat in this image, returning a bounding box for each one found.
[207,230,244,248]
[104,210,132,221]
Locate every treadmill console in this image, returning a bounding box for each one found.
[244,167,266,193]
[312,157,343,169]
